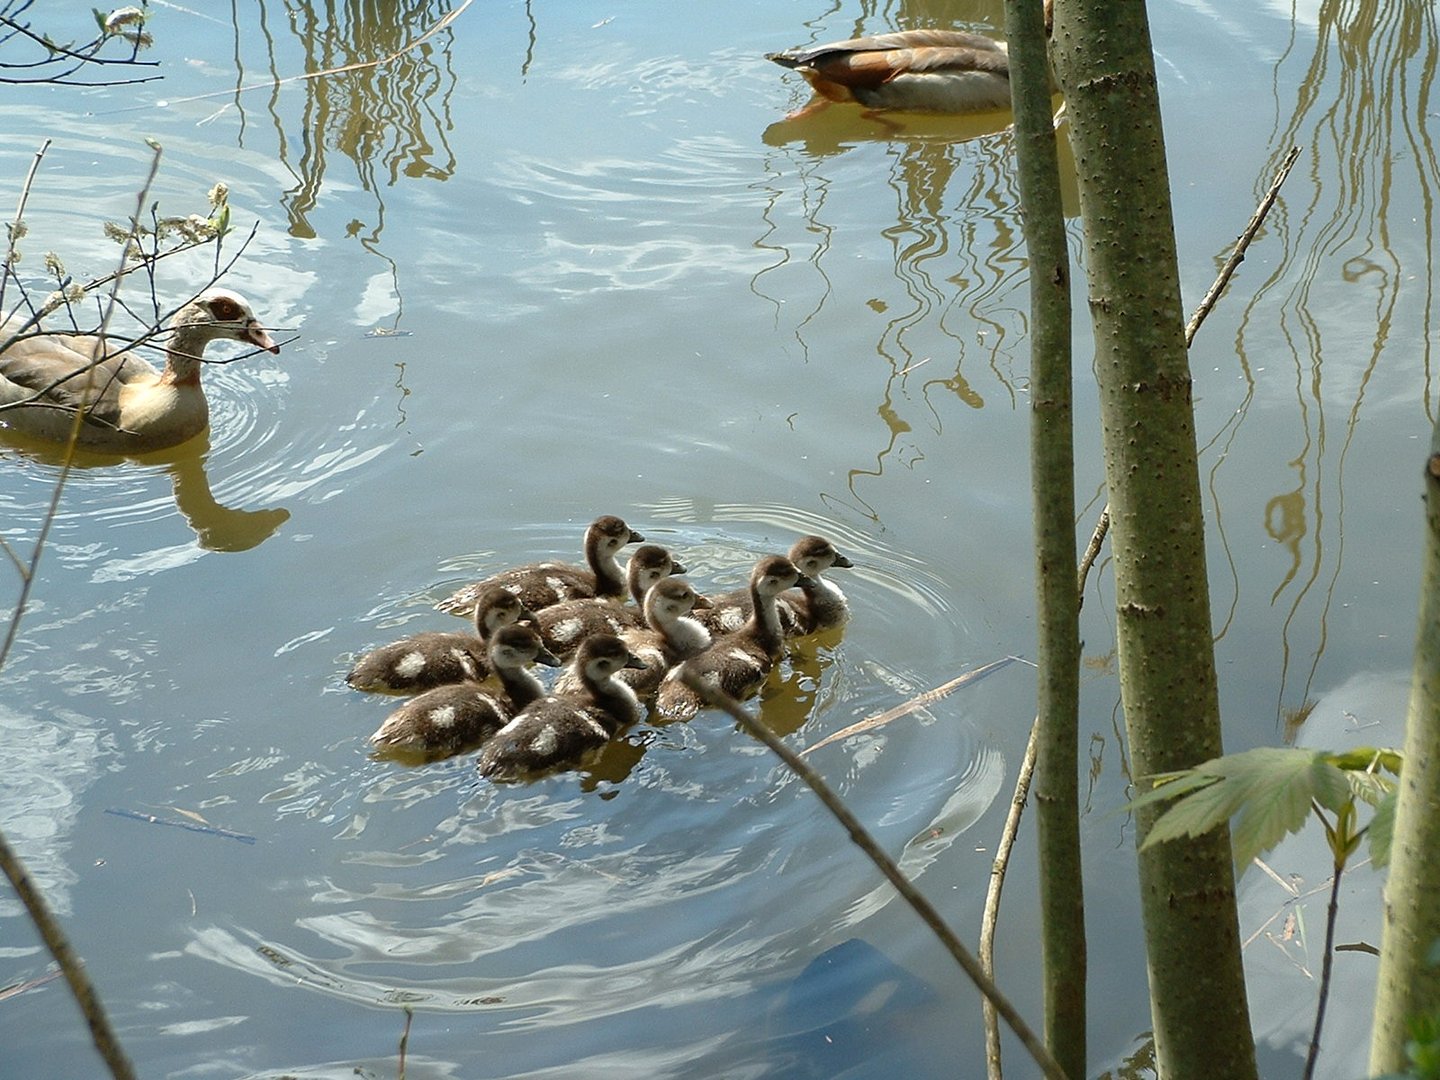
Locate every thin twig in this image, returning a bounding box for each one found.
[131,0,474,111]
[0,143,163,671]
[0,15,159,86]
[1078,148,1302,592]
[684,672,1069,1080]
[1302,860,1345,1080]
[399,1005,414,1080]
[1076,506,1109,603]
[0,828,137,1080]
[1185,146,1301,349]
[0,137,48,316]
[0,150,169,1080]
[982,720,1040,1079]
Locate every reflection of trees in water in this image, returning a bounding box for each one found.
[757,1,1074,519]
[1216,0,1438,726]
[759,119,1027,522]
[231,0,461,334]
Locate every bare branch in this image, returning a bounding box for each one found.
[681,671,1070,1080]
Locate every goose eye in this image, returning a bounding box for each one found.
[208,297,243,321]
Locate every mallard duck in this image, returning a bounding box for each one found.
[768,29,1015,119]
[655,555,810,722]
[346,586,530,694]
[369,624,561,756]
[437,515,644,616]
[476,634,646,780]
[0,288,279,452]
[534,543,686,659]
[697,535,854,637]
[556,576,712,698]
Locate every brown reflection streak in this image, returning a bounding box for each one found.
[760,4,1042,521]
[1228,0,1437,728]
[750,156,837,361]
[240,2,460,333]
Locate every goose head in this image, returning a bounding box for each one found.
[750,554,812,600]
[587,515,645,559]
[626,543,686,604]
[471,587,533,638]
[788,535,854,578]
[644,576,705,626]
[170,288,279,357]
[487,623,562,671]
[574,633,648,684]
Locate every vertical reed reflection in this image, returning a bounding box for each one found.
[757,2,1070,522]
[760,121,1026,521]
[1225,0,1438,727]
[227,1,461,334]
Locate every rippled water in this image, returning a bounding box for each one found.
[0,1,1432,1078]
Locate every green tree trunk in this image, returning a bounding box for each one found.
[1048,2,1257,1076]
[1369,434,1440,1072]
[1003,0,1085,1075]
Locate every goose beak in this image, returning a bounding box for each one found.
[536,647,564,668]
[246,322,280,355]
[691,593,714,609]
[832,553,855,569]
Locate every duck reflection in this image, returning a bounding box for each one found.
[0,430,289,553]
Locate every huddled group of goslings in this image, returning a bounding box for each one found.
[345,515,853,780]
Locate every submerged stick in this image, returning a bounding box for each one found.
[686,672,1069,1080]
[800,655,1025,757]
[104,808,256,845]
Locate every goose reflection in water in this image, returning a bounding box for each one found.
[0,430,289,553]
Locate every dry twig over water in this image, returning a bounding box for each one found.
[683,670,1069,1080]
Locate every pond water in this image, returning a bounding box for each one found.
[0,1,1432,1078]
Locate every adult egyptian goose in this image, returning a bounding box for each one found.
[346,586,530,694]
[0,288,278,453]
[697,535,854,637]
[654,555,810,722]
[368,624,562,757]
[436,515,644,616]
[768,29,1016,119]
[534,543,686,659]
[556,576,712,698]
[476,633,646,780]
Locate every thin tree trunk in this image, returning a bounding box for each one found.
[1003,0,1085,1075]
[1368,435,1440,1072]
[1048,1,1257,1076]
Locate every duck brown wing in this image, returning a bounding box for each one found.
[771,29,1004,67]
